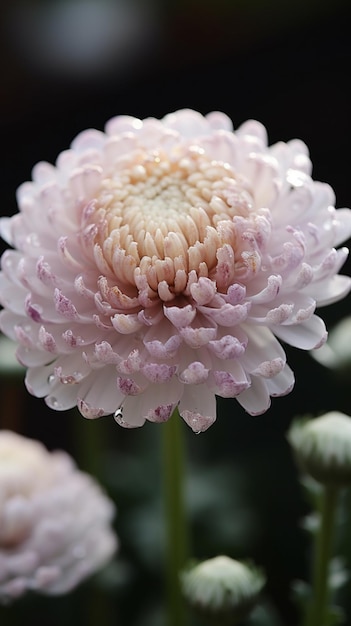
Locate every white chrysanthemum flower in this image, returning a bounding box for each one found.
[1,110,350,431]
[0,430,117,601]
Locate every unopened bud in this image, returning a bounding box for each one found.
[288,411,351,486]
[181,555,265,625]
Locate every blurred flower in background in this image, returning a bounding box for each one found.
[0,430,117,601]
[4,0,160,81]
[0,109,350,432]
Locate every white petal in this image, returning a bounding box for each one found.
[237,377,271,416]
[178,384,216,432]
[0,217,15,245]
[266,364,295,397]
[206,111,233,131]
[77,368,124,417]
[236,119,268,146]
[273,315,327,349]
[121,378,183,427]
[18,346,54,367]
[45,383,80,412]
[162,109,210,137]
[241,324,286,372]
[331,208,351,247]
[26,363,59,397]
[32,162,58,185]
[71,129,105,153]
[308,274,351,306]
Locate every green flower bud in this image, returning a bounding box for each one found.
[288,411,351,486]
[181,555,265,625]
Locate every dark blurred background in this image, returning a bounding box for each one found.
[1,1,351,625]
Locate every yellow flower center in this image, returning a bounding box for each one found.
[88,150,253,299]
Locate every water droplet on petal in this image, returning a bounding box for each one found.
[48,374,56,384]
[46,396,63,410]
[61,372,82,384]
[114,407,125,426]
[26,233,40,247]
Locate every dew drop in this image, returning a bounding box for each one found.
[114,407,125,426]
[26,233,40,247]
[46,396,63,410]
[190,415,203,435]
[62,372,82,384]
[48,374,56,384]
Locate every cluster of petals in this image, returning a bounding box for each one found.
[1,109,351,431]
[0,430,117,601]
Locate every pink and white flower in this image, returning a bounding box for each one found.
[1,109,350,431]
[0,430,117,600]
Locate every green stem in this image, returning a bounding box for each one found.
[72,410,107,481]
[71,413,110,626]
[162,407,190,626]
[306,484,339,626]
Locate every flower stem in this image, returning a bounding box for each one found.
[162,407,190,626]
[306,484,339,626]
[71,413,109,626]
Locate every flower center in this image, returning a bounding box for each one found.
[86,150,253,298]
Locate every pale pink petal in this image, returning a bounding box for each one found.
[237,377,271,416]
[206,111,233,132]
[308,274,351,306]
[179,384,217,432]
[274,315,327,350]
[76,368,124,418]
[163,109,211,137]
[266,363,295,397]
[118,378,183,427]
